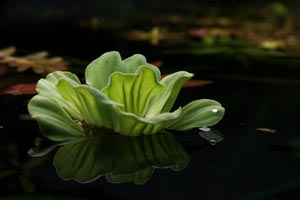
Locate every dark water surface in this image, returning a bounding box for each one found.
[1,61,300,200]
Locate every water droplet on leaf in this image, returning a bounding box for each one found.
[212,108,218,113]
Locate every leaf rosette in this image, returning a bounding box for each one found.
[28,51,225,140]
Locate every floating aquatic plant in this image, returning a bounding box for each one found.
[28,51,224,184]
[28,51,224,139]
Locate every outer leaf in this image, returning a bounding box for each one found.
[122,54,148,73]
[36,71,82,119]
[102,66,164,117]
[166,99,225,131]
[123,54,161,79]
[85,51,123,90]
[56,79,119,128]
[40,71,81,87]
[28,95,84,141]
[85,51,162,90]
[112,106,181,136]
[36,71,81,99]
[145,71,193,116]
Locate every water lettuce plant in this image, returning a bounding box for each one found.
[28,51,224,139]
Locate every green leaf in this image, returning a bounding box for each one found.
[111,106,181,136]
[166,99,225,131]
[85,51,123,90]
[85,51,161,90]
[56,79,119,128]
[36,71,82,119]
[123,54,161,79]
[41,71,81,87]
[146,71,193,116]
[28,95,84,141]
[122,54,148,73]
[102,66,164,117]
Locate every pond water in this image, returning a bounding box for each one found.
[1,51,300,199]
[1,1,300,199]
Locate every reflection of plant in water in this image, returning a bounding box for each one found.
[28,51,224,137]
[30,128,189,184]
[198,128,223,145]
